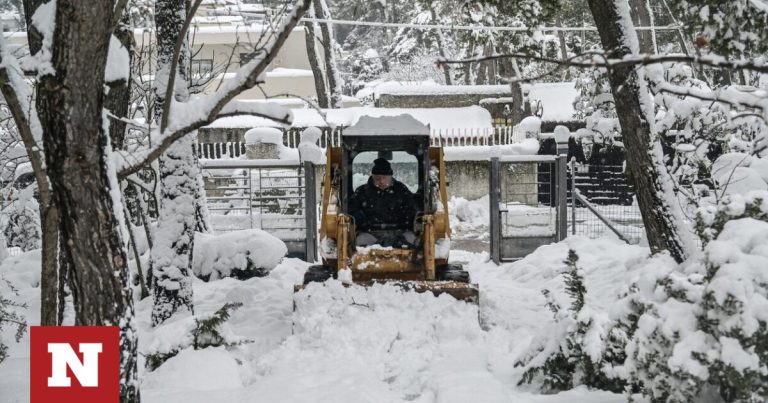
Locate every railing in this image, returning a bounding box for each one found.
[200,159,317,261]
[568,161,644,244]
[198,125,530,159]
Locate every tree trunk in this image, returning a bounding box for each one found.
[105,14,133,150]
[314,0,342,108]
[506,59,526,126]
[40,202,59,325]
[150,0,198,326]
[629,0,655,54]
[305,8,329,108]
[18,0,59,328]
[555,14,571,80]
[429,3,452,85]
[587,0,688,263]
[35,1,138,401]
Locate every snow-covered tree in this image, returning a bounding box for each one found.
[0,0,311,399]
[0,276,26,364]
[516,250,621,393]
[614,191,768,403]
[150,0,199,327]
[3,186,40,251]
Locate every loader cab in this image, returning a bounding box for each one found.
[340,133,433,223]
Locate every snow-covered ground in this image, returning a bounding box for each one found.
[0,235,649,403]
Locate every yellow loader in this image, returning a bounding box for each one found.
[295,115,479,303]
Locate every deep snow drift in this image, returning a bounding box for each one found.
[0,236,649,403]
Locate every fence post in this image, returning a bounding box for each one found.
[489,157,501,264]
[304,161,318,263]
[556,155,568,241]
[570,159,577,235]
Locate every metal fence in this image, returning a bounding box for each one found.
[200,159,317,261]
[490,155,568,263]
[568,162,644,244]
[490,156,646,262]
[198,125,528,159]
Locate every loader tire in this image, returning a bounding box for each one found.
[441,269,470,283]
[303,265,334,284]
[436,264,470,283]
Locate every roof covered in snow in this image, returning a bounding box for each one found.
[525,82,578,122]
[205,106,493,132]
[343,114,430,137]
[366,81,579,122]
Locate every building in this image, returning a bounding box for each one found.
[2,12,359,106]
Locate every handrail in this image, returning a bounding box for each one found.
[572,189,632,244]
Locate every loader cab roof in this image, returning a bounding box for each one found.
[342,114,431,152]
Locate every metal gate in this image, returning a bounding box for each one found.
[490,155,568,263]
[200,160,317,261]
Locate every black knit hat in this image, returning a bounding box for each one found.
[371,158,393,175]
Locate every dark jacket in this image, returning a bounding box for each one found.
[349,177,417,231]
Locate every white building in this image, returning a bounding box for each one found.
[3,13,359,106]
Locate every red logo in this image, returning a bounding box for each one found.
[30,326,120,403]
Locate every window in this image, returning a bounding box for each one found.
[190,59,213,78]
[352,151,419,193]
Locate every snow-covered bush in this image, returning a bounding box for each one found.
[516,250,621,393]
[192,229,287,281]
[0,276,27,364]
[3,186,41,251]
[615,191,768,403]
[145,302,249,371]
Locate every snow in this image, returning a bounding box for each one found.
[373,81,512,97]
[28,0,55,75]
[443,138,540,161]
[343,114,430,136]
[368,81,578,122]
[243,127,283,145]
[192,229,287,280]
[297,127,324,164]
[525,82,578,122]
[0,234,647,403]
[143,347,244,392]
[105,35,130,83]
[205,106,493,133]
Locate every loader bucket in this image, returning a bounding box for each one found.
[294,280,479,304]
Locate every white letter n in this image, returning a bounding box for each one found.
[47,343,102,387]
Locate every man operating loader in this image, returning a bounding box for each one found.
[349,157,417,247]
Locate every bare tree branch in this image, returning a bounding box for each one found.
[438,52,768,76]
[160,0,204,132]
[117,0,311,180]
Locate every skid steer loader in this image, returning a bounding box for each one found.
[295,115,479,303]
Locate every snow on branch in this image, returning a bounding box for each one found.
[654,82,768,116]
[438,52,768,76]
[0,34,46,174]
[116,0,310,180]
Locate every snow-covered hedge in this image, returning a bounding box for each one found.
[516,250,622,393]
[192,230,287,281]
[519,192,768,402]
[616,191,768,403]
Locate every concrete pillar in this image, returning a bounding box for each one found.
[554,125,571,156]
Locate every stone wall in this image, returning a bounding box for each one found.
[376,93,512,109]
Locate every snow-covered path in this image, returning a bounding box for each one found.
[0,237,646,403]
